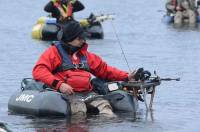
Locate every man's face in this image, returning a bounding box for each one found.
[68,36,86,47]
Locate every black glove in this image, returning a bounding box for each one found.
[142,70,151,80]
[134,68,151,81]
[134,68,144,81]
[87,13,96,25]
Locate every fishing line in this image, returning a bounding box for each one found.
[110,20,131,72]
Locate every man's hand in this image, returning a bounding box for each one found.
[134,68,151,81]
[176,6,182,11]
[87,13,96,25]
[128,68,151,81]
[128,70,137,81]
[59,83,74,95]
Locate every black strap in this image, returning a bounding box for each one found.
[52,42,90,74]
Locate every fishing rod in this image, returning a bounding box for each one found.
[110,19,131,72]
[111,73,180,111]
[109,19,180,111]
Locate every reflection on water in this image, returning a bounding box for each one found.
[33,116,89,132]
[173,23,199,30]
[7,110,156,131]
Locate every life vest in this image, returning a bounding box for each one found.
[66,1,73,17]
[51,0,73,18]
[53,42,93,92]
[53,42,90,74]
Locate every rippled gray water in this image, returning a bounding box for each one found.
[0,0,200,131]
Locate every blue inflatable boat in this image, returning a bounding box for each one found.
[8,79,138,117]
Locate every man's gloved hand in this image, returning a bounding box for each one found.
[133,68,144,81]
[141,70,151,81]
[87,13,96,25]
[128,68,151,81]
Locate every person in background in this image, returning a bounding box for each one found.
[165,0,177,15]
[165,0,197,25]
[32,20,137,116]
[44,0,84,23]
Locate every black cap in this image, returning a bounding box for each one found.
[57,20,84,42]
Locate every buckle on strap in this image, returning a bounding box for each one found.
[74,63,85,69]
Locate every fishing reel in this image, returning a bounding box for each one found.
[124,69,161,102]
[87,13,115,25]
[134,67,151,81]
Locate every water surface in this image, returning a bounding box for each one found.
[0,0,200,131]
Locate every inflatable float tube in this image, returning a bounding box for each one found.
[31,17,104,41]
[8,79,138,117]
[163,14,200,24]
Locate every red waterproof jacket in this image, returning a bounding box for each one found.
[32,43,128,92]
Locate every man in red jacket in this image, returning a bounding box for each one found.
[32,20,135,116]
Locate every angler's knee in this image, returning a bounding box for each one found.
[188,10,196,24]
[70,99,87,115]
[174,11,183,24]
[89,98,115,116]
